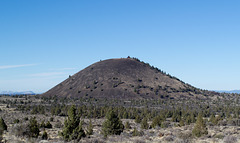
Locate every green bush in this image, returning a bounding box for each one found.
[141,117,149,129]
[0,128,3,142]
[192,113,208,137]
[179,119,185,127]
[29,117,40,138]
[135,115,141,124]
[61,105,86,141]
[40,121,45,128]
[214,133,224,139]
[102,110,124,137]
[132,127,143,136]
[42,130,48,140]
[13,119,20,124]
[45,121,52,128]
[86,120,93,136]
[0,118,7,131]
[70,120,85,141]
[151,115,165,128]
[125,121,131,129]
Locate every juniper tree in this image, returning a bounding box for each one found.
[132,127,138,136]
[61,105,86,141]
[0,118,6,141]
[40,120,45,128]
[0,128,3,141]
[45,121,52,128]
[0,118,7,131]
[141,117,149,129]
[135,115,141,124]
[86,119,93,136]
[62,105,79,140]
[190,112,196,123]
[42,130,48,140]
[70,120,86,141]
[29,117,40,138]
[102,110,124,137]
[151,115,165,128]
[179,119,185,127]
[209,114,216,124]
[132,127,142,136]
[125,121,131,129]
[192,113,208,137]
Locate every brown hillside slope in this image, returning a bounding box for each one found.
[42,58,216,99]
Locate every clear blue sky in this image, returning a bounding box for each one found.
[1,0,240,93]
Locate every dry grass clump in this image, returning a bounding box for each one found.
[10,123,29,137]
[163,135,175,142]
[54,120,63,128]
[223,135,238,143]
[177,131,192,141]
[214,133,224,139]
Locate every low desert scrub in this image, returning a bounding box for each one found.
[10,117,39,138]
[223,135,238,143]
[0,128,3,142]
[177,131,193,141]
[10,123,29,137]
[164,135,175,142]
[133,139,146,143]
[132,128,144,137]
[214,133,224,139]
[54,120,63,128]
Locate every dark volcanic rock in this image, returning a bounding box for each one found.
[42,58,207,99]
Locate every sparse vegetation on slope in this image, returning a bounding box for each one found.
[43,57,216,100]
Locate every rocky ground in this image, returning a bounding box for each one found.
[1,104,240,143]
[0,94,240,143]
